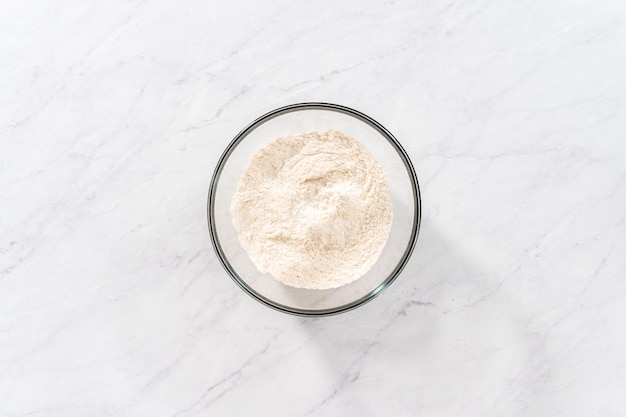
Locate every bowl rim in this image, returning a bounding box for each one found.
[208,102,421,316]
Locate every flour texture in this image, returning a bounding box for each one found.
[231,130,392,289]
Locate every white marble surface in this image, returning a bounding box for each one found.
[1,0,626,415]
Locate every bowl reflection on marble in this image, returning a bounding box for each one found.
[208,102,421,316]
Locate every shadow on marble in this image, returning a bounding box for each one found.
[293,222,545,413]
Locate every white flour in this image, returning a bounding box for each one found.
[231,129,392,289]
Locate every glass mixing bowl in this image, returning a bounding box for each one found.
[208,103,421,316]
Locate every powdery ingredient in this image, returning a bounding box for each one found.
[231,130,392,289]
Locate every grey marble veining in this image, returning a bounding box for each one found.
[1,0,626,416]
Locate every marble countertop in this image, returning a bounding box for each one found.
[2,0,626,415]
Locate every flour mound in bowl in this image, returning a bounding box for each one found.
[230,129,393,290]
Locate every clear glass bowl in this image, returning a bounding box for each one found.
[208,103,421,316]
